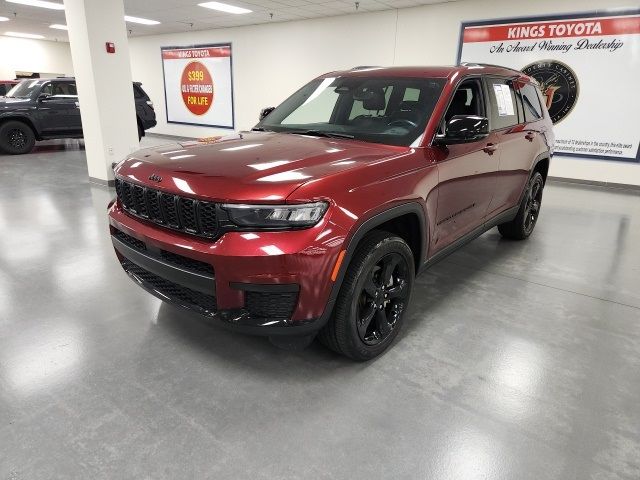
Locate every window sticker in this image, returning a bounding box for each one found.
[492,84,515,116]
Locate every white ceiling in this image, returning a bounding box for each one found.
[0,0,460,42]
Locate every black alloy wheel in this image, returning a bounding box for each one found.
[0,120,36,155]
[318,230,415,361]
[498,171,545,240]
[8,128,27,150]
[523,175,543,235]
[357,252,410,346]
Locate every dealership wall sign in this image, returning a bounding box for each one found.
[161,43,234,129]
[458,10,640,162]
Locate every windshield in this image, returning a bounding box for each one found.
[6,80,43,99]
[257,75,446,147]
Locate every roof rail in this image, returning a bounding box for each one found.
[459,62,522,73]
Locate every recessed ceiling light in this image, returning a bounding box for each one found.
[4,31,45,39]
[6,0,64,10]
[199,1,252,14]
[49,24,67,30]
[0,16,10,22]
[124,15,160,25]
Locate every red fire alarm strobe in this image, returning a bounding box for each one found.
[106,42,115,54]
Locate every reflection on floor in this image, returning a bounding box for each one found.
[1,137,639,479]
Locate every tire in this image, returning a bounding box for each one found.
[0,120,36,155]
[498,171,545,240]
[318,230,415,361]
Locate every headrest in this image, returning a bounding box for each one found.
[360,87,386,111]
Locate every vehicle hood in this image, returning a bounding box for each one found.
[115,132,407,202]
[0,97,31,108]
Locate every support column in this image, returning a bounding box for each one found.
[63,0,139,185]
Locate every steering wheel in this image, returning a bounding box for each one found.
[387,119,418,128]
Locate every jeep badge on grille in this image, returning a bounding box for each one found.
[148,174,162,182]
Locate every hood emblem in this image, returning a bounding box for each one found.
[148,174,162,183]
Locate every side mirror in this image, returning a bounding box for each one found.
[259,107,275,121]
[435,115,489,144]
[37,93,52,102]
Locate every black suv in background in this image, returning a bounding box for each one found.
[0,78,157,154]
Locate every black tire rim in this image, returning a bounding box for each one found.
[356,252,410,346]
[524,178,543,233]
[8,128,27,150]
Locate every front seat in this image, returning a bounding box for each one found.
[445,89,472,122]
[361,87,386,112]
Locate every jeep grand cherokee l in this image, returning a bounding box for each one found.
[108,64,554,360]
[0,78,156,154]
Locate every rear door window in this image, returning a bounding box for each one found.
[486,78,519,130]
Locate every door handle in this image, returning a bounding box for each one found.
[482,143,497,155]
[525,132,536,142]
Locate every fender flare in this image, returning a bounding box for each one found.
[0,114,41,139]
[517,151,551,205]
[316,201,428,326]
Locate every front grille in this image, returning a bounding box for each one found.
[160,250,214,275]
[115,177,218,239]
[246,291,298,319]
[113,229,146,251]
[121,259,217,315]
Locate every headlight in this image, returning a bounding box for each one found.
[222,202,328,228]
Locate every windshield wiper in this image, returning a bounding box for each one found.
[251,127,267,131]
[287,130,355,139]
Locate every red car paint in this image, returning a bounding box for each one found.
[108,64,553,335]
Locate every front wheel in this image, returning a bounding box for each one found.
[318,231,415,361]
[0,120,36,154]
[498,171,545,240]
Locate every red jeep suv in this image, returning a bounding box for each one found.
[108,64,554,360]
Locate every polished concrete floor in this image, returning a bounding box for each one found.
[1,137,639,479]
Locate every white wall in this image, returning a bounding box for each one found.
[0,37,73,79]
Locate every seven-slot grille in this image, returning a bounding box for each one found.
[115,178,217,238]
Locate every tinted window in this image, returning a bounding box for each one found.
[487,78,519,130]
[521,83,543,122]
[51,82,77,96]
[259,76,446,147]
[444,79,484,124]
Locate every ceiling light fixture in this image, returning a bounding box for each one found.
[49,24,68,30]
[6,0,64,10]
[198,1,252,14]
[4,31,45,39]
[0,16,9,21]
[124,15,160,25]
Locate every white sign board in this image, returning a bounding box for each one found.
[458,10,640,162]
[161,43,234,128]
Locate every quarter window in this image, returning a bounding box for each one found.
[487,78,519,130]
[521,83,543,122]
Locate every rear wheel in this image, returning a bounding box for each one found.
[498,171,545,240]
[0,120,36,155]
[318,231,414,361]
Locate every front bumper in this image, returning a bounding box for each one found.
[108,202,347,336]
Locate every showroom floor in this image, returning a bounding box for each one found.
[1,137,639,480]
